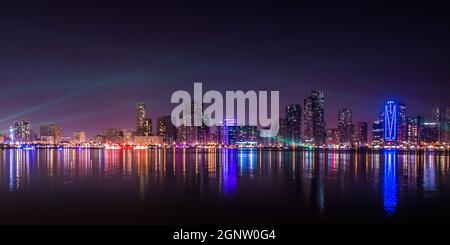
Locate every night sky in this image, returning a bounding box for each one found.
[1,1,449,137]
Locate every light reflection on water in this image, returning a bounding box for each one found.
[0,148,449,223]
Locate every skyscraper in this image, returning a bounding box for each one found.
[157,116,177,144]
[432,107,442,123]
[355,122,368,147]
[143,118,152,136]
[40,124,62,144]
[397,102,408,144]
[338,108,352,146]
[285,104,302,145]
[277,118,287,145]
[223,119,237,146]
[431,107,445,142]
[372,119,384,145]
[303,91,325,145]
[384,101,398,143]
[446,107,450,144]
[407,116,422,145]
[136,103,153,136]
[421,122,440,143]
[13,120,31,142]
[176,101,209,145]
[136,102,146,135]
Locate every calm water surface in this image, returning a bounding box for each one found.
[0,148,449,224]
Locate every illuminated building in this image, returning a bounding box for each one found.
[157,116,177,144]
[431,107,446,142]
[372,118,384,145]
[143,118,152,136]
[176,102,204,145]
[122,130,134,145]
[73,131,86,143]
[197,123,210,145]
[421,122,440,143]
[285,104,302,145]
[30,130,38,141]
[40,124,62,144]
[13,120,31,142]
[134,136,163,146]
[326,128,340,146]
[91,135,104,144]
[136,103,146,135]
[223,119,237,146]
[338,108,353,146]
[136,102,146,135]
[397,102,408,145]
[136,103,153,136]
[276,118,287,145]
[384,101,398,143]
[237,125,258,142]
[355,122,368,147]
[444,107,450,144]
[432,107,442,123]
[103,128,124,144]
[0,135,4,144]
[407,116,422,145]
[259,127,277,146]
[303,90,325,145]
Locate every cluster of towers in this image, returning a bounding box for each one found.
[372,101,449,147]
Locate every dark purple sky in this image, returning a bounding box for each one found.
[1,1,449,137]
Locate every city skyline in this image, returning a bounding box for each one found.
[2,98,448,148]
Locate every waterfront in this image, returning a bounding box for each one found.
[0,148,449,224]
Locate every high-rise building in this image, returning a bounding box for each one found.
[372,119,384,145]
[446,107,450,144]
[276,118,287,145]
[397,102,408,144]
[338,108,353,146]
[285,104,302,145]
[157,116,177,144]
[177,101,206,145]
[237,125,258,142]
[432,107,442,123]
[13,120,31,142]
[143,118,152,136]
[136,103,153,136]
[197,124,210,145]
[136,102,146,135]
[326,128,340,146]
[40,124,62,144]
[407,116,422,145]
[303,90,325,145]
[223,119,237,146]
[384,101,398,143]
[421,122,440,144]
[431,107,446,142]
[103,128,124,145]
[355,122,368,147]
[73,131,86,143]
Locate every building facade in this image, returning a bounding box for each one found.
[303,91,325,145]
[285,104,302,145]
[40,124,62,144]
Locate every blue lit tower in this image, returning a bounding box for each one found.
[384,101,398,143]
[223,119,237,146]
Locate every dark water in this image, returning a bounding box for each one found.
[0,148,449,224]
